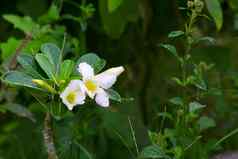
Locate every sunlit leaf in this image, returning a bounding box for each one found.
[39,4,60,24]
[205,0,223,30]
[59,60,75,80]
[3,14,38,33]
[0,37,20,60]
[108,0,123,12]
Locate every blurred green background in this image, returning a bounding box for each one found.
[1,0,238,159]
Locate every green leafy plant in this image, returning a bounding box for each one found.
[2,41,124,158]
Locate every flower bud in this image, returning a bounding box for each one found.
[32,79,57,94]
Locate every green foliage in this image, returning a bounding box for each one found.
[59,60,75,80]
[197,116,216,131]
[1,103,35,122]
[139,145,169,159]
[39,4,60,24]
[205,0,223,30]
[3,14,38,33]
[189,101,206,113]
[76,53,106,73]
[106,89,122,102]
[99,0,139,38]
[17,54,44,79]
[168,31,185,39]
[108,0,123,12]
[3,71,39,89]
[0,0,238,159]
[35,54,56,80]
[160,44,179,58]
[0,38,20,60]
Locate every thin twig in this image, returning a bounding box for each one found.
[8,33,32,70]
[43,112,59,159]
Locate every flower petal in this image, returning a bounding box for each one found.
[60,80,86,110]
[75,91,86,105]
[95,89,109,107]
[95,66,124,89]
[78,62,94,80]
[85,88,97,99]
[104,66,124,76]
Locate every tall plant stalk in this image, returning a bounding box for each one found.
[43,112,58,159]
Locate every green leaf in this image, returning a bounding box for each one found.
[106,89,122,102]
[2,71,39,89]
[160,44,178,58]
[77,53,106,73]
[169,97,183,106]
[0,37,20,60]
[39,4,60,24]
[140,145,169,159]
[1,104,35,122]
[189,101,206,113]
[99,0,139,39]
[197,116,216,131]
[108,0,123,12]
[59,60,75,80]
[168,31,184,39]
[194,36,216,45]
[3,14,37,33]
[41,43,61,73]
[35,54,55,80]
[205,0,223,30]
[17,54,44,79]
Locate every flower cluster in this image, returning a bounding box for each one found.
[60,62,124,110]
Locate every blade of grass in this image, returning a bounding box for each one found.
[213,127,238,149]
[128,117,139,156]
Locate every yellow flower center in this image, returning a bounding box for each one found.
[66,92,76,104]
[85,80,97,92]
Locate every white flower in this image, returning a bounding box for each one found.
[60,80,86,110]
[77,62,124,107]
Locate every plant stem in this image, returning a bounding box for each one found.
[8,33,32,70]
[43,112,58,159]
